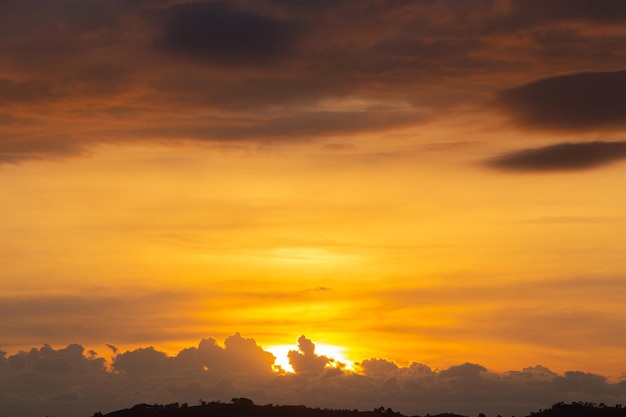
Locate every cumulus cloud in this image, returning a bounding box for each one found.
[486,141,626,171]
[497,71,626,130]
[359,358,400,377]
[113,347,171,377]
[112,334,275,379]
[3,334,626,417]
[287,335,331,375]
[439,362,486,380]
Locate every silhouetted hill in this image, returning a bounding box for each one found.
[92,398,466,417]
[528,402,626,417]
[91,399,626,417]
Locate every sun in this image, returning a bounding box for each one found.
[266,342,354,373]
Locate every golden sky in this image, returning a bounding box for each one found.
[1,1,626,416]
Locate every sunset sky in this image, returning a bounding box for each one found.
[1,1,626,416]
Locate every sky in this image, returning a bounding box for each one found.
[1,1,626,416]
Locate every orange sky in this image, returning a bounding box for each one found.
[1,1,626,416]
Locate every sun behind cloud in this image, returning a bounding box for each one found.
[266,337,355,373]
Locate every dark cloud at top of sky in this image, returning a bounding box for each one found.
[510,0,626,24]
[2,1,626,163]
[158,2,300,66]
[3,335,626,417]
[476,0,626,35]
[0,0,121,36]
[497,71,626,130]
[487,141,626,171]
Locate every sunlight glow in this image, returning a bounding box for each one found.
[267,345,295,373]
[266,342,354,374]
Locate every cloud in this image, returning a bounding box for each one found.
[1,1,626,163]
[287,335,331,375]
[486,141,626,171]
[439,362,486,380]
[112,347,171,377]
[114,334,276,379]
[158,2,300,66]
[497,71,626,130]
[509,0,626,24]
[359,358,399,377]
[3,335,626,417]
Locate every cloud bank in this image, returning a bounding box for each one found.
[2,0,626,163]
[3,334,626,417]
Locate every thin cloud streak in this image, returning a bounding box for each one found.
[486,141,626,171]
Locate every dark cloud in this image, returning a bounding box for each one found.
[475,0,626,35]
[0,79,56,104]
[31,357,75,375]
[287,335,331,375]
[113,347,171,377]
[158,2,300,65]
[0,137,87,165]
[3,336,626,417]
[20,344,105,375]
[439,362,486,380]
[487,141,626,171]
[113,334,276,379]
[359,358,399,376]
[510,0,626,24]
[1,0,626,163]
[0,0,125,36]
[497,71,626,130]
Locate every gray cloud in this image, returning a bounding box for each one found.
[486,141,626,171]
[158,2,300,66]
[3,335,626,417]
[497,71,626,130]
[359,358,399,377]
[2,0,626,163]
[510,0,626,24]
[439,362,486,380]
[113,347,172,377]
[287,335,331,375]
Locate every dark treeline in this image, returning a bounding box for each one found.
[90,398,626,417]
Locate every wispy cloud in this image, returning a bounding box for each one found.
[486,141,626,171]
